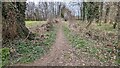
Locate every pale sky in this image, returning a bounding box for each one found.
[26,0,120,3]
[26,0,82,4]
[26,0,81,16]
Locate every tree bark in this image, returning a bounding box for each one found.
[117,2,120,64]
[82,2,86,21]
[2,2,34,41]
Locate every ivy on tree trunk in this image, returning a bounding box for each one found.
[2,2,34,41]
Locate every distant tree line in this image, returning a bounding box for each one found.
[25,2,63,21]
[81,2,119,28]
[2,1,120,41]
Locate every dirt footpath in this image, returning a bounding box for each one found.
[15,22,101,66]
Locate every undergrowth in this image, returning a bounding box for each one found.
[1,25,57,66]
[63,24,117,65]
[13,41,45,63]
[63,25,94,55]
[0,48,10,67]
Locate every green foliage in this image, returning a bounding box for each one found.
[15,41,45,63]
[89,47,98,54]
[63,25,88,49]
[63,24,117,64]
[117,57,120,65]
[63,25,107,62]
[0,48,10,67]
[11,25,57,64]
[0,60,1,68]
[43,30,56,46]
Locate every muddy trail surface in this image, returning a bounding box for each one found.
[15,22,101,66]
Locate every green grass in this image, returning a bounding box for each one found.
[63,25,88,49]
[43,31,56,46]
[76,21,117,33]
[15,41,45,63]
[25,21,46,28]
[0,48,10,67]
[63,24,117,64]
[63,24,96,57]
[11,25,57,64]
[63,25,95,54]
[0,49,2,68]
[117,57,120,65]
[94,23,117,32]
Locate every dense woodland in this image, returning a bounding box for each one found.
[1,1,120,67]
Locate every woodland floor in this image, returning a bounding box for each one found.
[13,21,110,66]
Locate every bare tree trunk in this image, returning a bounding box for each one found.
[58,2,62,17]
[104,3,110,23]
[86,20,92,28]
[82,2,86,21]
[99,2,103,25]
[117,2,120,64]
[2,2,34,41]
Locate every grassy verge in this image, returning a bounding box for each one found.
[63,25,93,53]
[25,21,46,28]
[76,21,117,33]
[63,24,116,64]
